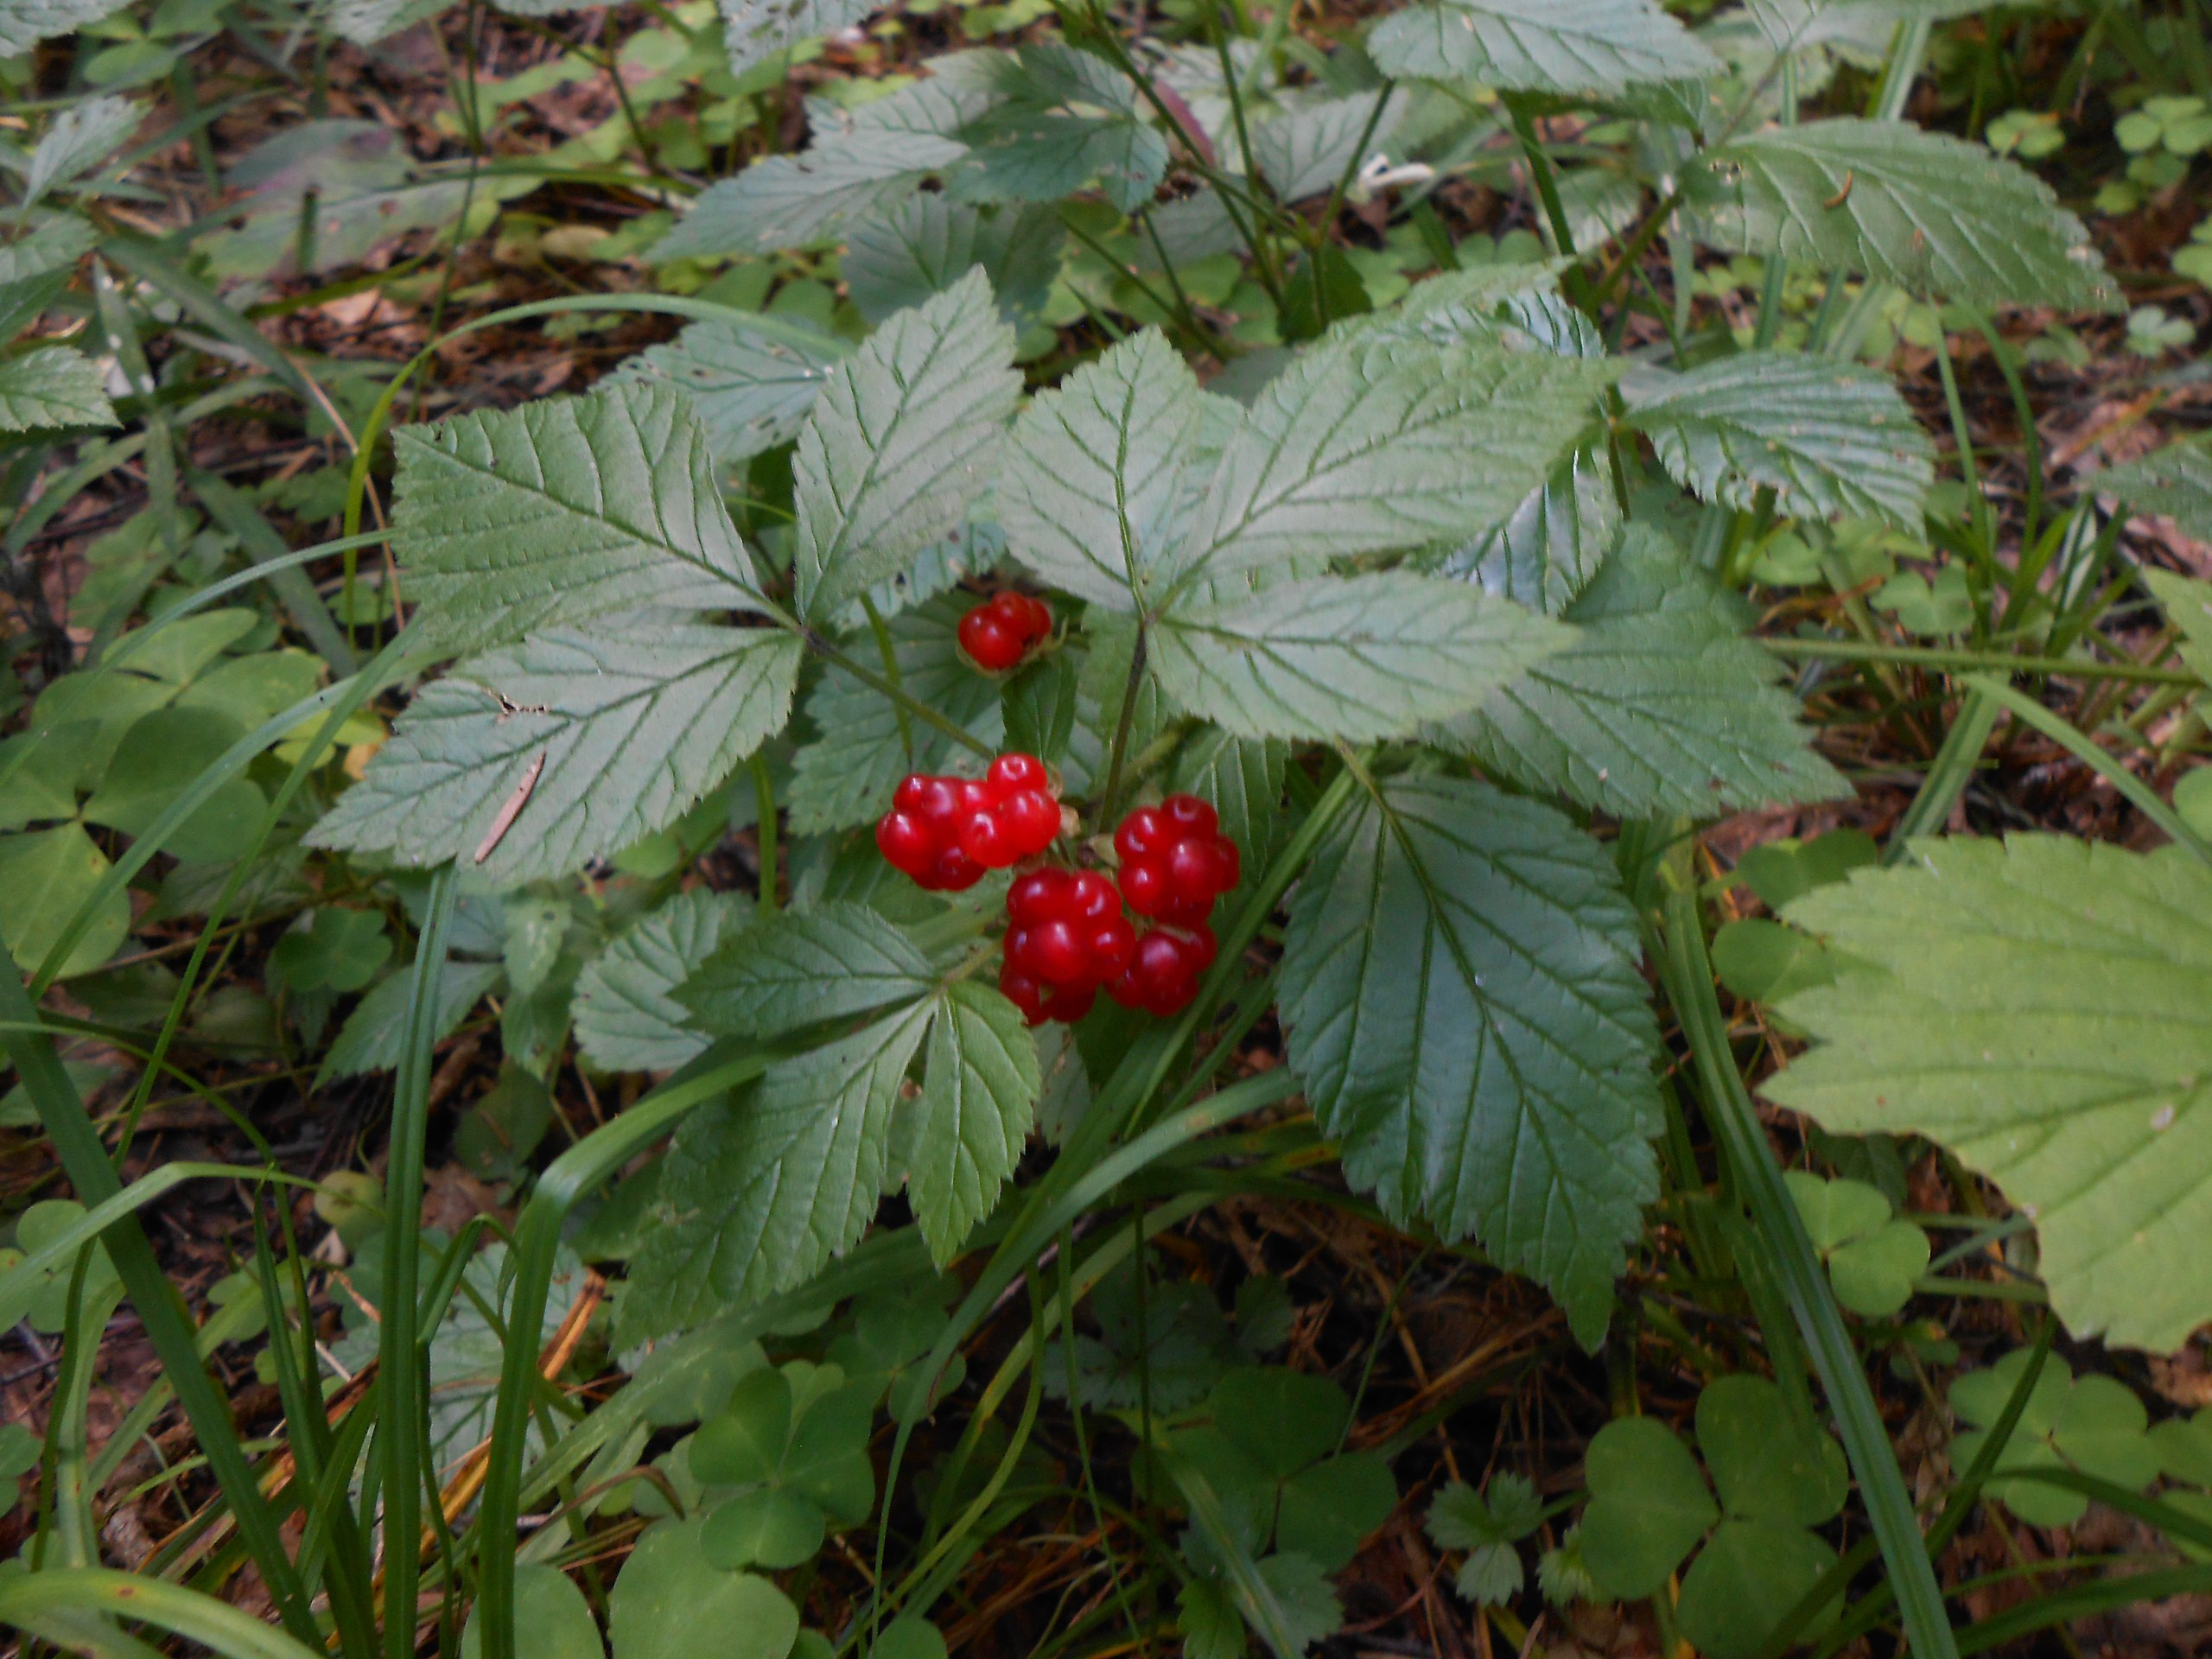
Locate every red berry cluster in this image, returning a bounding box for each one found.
[874,753,1061,891]
[958,592,1052,673]
[1113,795,1241,927]
[999,868,1131,1026]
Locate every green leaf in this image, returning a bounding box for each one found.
[998,328,1230,612]
[720,0,877,78]
[0,0,131,54]
[80,706,269,863]
[0,824,129,979]
[1785,1170,1928,1317]
[896,981,1039,1264]
[1685,118,2117,309]
[786,598,1004,835]
[1152,572,1568,742]
[607,1519,800,1659]
[867,1618,945,1659]
[1249,92,1408,201]
[1437,530,1847,817]
[320,961,500,1081]
[1950,1352,2161,1527]
[791,270,1020,621]
[1768,836,2212,1350]
[1275,1454,1397,1570]
[1249,1553,1344,1651]
[390,382,764,653]
[1428,1473,1543,1550]
[22,95,140,211]
[575,889,754,1073]
[1622,353,1935,531]
[1176,1578,1243,1659]
[702,1486,825,1571]
[461,1565,604,1659]
[1211,1368,1351,1478]
[842,198,1065,326]
[1445,444,1619,615]
[1675,1520,1839,1659]
[2142,567,2212,689]
[1695,1375,1847,1527]
[2099,439,2212,544]
[1369,0,1719,94]
[1577,1417,1718,1600]
[1277,775,1662,1346]
[625,1001,933,1339]
[610,318,846,467]
[1166,337,1615,586]
[0,346,116,433]
[308,625,800,887]
[1733,830,1878,912]
[655,130,970,261]
[950,45,1166,213]
[682,902,935,1041]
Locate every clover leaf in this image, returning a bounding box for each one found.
[1951,1352,2160,1528]
[693,1360,878,1570]
[269,906,391,995]
[1786,1171,1929,1318]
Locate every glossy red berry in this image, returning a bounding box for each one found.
[1001,789,1061,856]
[876,810,933,875]
[1111,798,1239,926]
[1115,806,1169,862]
[928,845,985,892]
[1118,856,1170,918]
[1085,915,1136,979]
[1067,870,1120,922]
[1047,981,1096,1023]
[960,808,1014,868]
[1011,919,1087,984]
[1161,793,1217,837]
[1001,964,1050,1026]
[1167,836,1234,906]
[1007,868,1069,925]
[988,753,1048,797]
[959,612,1025,672]
[1109,927,1203,1015]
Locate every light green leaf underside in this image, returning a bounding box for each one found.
[2143,569,2212,688]
[307,624,800,887]
[1369,0,1719,94]
[2098,438,2212,544]
[1439,531,1847,817]
[720,0,877,78]
[1277,775,1662,1347]
[608,317,846,466]
[655,130,970,260]
[1249,91,1408,201]
[0,346,117,433]
[786,597,1004,835]
[0,0,131,54]
[896,980,1039,1264]
[842,197,1065,326]
[682,901,936,1041]
[574,888,754,1073]
[1152,572,1568,742]
[391,381,762,653]
[628,999,934,1338]
[1685,118,2117,310]
[1168,337,1615,586]
[1769,836,2212,1351]
[791,270,1020,620]
[22,95,140,212]
[998,327,1224,612]
[1622,352,1934,531]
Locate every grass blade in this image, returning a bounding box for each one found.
[0,1569,327,1659]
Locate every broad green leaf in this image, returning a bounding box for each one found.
[1152,571,1568,742]
[0,217,96,285]
[1438,530,1847,817]
[1577,1417,1717,1599]
[1746,0,1993,56]
[683,903,935,1040]
[950,44,1165,213]
[0,824,127,979]
[0,346,116,433]
[1275,1454,1398,1570]
[1277,776,1662,1345]
[791,270,1020,620]
[1211,1368,1351,1478]
[2100,440,2212,544]
[308,624,800,887]
[1167,337,1613,586]
[720,0,876,78]
[1177,1579,1243,1659]
[610,318,846,466]
[574,889,755,1073]
[654,130,970,260]
[607,1519,801,1659]
[81,706,268,863]
[868,1618,946,1659]
[786,598,1004,835]
[895,981,1039,1263]
[1443,445,1618,615]
[1675,1521,1839,1659]
[391,382,763,652]
[1368,0,1719,93]
[461,1564,603,1659]
[842,198,1065,326]
[1695,1375,1847,1527]
[2148,569,2212,692]
[320,961,501,1081]
[1249,91,1408,200]
[22,96,140,212]
[702,1487,825,1570]
[626,1000,934,1338]
[1249,1553,1344,1652]
[999,328,1226,611]
[0,0,131,54]
[1950,1352,2161,1527]
[1622,353,1935,531]
[1770,836,2212,1350]
[1685,118,2117,309]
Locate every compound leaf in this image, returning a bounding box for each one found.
[574,888,754,1073]
[391,382,763,653]
[897,980,1039,1263]
[1369,0,1719,94]
[0,346,115,433]
[656,130,969,260]
[791,270,1019,620]
[609,316,846,466]
[1278,775,1662,1346]
[1622,352,1935,531]
[682,902,936,1041]
[308,624,800,887]
[1769,836,2212,1351]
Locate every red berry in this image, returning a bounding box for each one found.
[1213,835,1241,890]
[1118,855,1170,918]
[876,810,934,875]
[1045,981,1095,1023]
[928,845,985,892]
[1162,794,1217,837]
[1012,919,1087,985]
[1001,789,1061,856]
[1115,806,1168,862]
[1166,835,1233,907]
[1110,928,1201,1015]
[1001,964,1050,1026]
[962,610,1026,672]
[1086,916,1136,979]
[905,775,962,832]
[1066,870,1120,922]
[961,808,1016,868]
[1020,596,1053,641]
[1180,923,1217,971]
[958,779,992,815]
[988,752,1050,798]
[1008,868,1069,925]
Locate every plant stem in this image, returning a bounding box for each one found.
[810,633,995,759]
[1098,622,1149,819]
[1765,637,2196,686]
